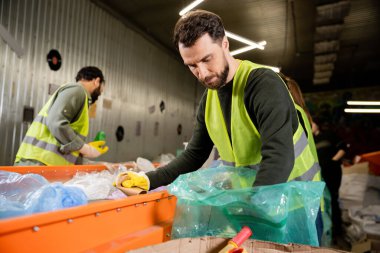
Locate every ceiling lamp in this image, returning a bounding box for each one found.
[345,100,380,113]
[179,0,266,55]
[179,0,204,16]
[347,101,380,106]
[344,109,380,114]
[225,31,266,51]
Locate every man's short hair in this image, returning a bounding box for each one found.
[75,66,104,83]
[173,10,225,50]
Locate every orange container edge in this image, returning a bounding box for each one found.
[0,165,177,253]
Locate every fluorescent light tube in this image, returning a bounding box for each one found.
[231,45,261,55]
[179,0,204,16]
[347,101,380,106]
[178,2,265,55]
[225,31,265,50]
[344,108,380,113]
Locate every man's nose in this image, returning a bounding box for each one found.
[197,66,209,80]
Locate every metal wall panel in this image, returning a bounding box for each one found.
[0,0,203,165]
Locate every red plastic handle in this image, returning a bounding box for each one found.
[231,226,253,246]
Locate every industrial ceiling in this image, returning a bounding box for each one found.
[93,0,380,93]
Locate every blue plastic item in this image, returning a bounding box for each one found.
[25,182,88,213]
[0,171,87,219]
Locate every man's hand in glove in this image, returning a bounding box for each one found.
[114,171,150,191]
[88,140,109,155]
[79,141,108,158]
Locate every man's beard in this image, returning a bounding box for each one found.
[91,86,102,104]
[201,63,229,90]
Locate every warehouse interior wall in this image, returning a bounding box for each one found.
[0,0,205,165]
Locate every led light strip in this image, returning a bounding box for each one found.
[344,108,380,113]
[347,101,380,106]
[230,45,263,56]
[225,31,266,50]
[179,0,204,16]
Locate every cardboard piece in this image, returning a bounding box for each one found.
[351,239,371,253]
[118,186,147,196]
[128,237,349,253]
[342,162,369,175]
[339,162,380,208]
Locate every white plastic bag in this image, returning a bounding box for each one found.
[136,157,155,172]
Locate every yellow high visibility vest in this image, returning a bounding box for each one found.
[205,60,321,182]
[15,83,89,165]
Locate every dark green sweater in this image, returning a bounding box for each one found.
[147,68,299,188]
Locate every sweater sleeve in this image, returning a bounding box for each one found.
[46,85,87,153]
[244,68,298,186]
[147,91,214,189]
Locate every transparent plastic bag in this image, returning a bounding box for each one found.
[168,166,325,246]
[154,153,176,166]
[64,170,116,200]
[136,157,155,172]
[0,171,49,203]
[0,171,87,219]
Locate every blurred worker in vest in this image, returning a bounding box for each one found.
[15,66,108,166]
[117,10,323,241]
[312,117,349,240]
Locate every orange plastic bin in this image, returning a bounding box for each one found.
[0,165,177,253]
[360,150,380,175]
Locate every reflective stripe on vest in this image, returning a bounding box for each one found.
[205,60,320,182]
[293,162,321,181]
[294,130,308,157]
[15,83,89,165]
[294,104,319,163]
[22,136,78,164]
[291,130,321,181]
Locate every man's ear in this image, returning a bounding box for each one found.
[94,77,101,87]
[222,36,229,50]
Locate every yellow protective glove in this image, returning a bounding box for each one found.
[114,171,150,191]
[79,143,101,158]
[88,140,109,155]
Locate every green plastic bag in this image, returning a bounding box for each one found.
[321,185,333,247]
[168,166,325,246]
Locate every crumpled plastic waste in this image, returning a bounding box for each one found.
[64,168,126,200]
[0,171,87,219]
[153,153,176,166]
[102,158,156,173]
[0,171,48,203]
[136,157,155,172]
[25,182,87,213]
[168,166,325,246]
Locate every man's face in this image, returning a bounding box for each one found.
[179,34,229,89]
[91,78,104,103]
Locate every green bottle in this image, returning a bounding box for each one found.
[94,131,106,141]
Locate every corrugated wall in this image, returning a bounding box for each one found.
[0,0,204,165]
